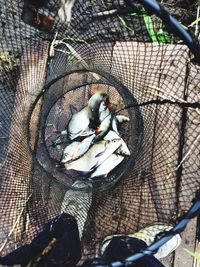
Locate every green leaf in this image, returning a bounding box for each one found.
[184,248,200,262]
[118,16,135,34]
[143,14,158,43]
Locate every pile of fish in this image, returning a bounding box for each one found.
[60,91,130,179]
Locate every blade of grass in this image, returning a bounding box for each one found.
[118,16,135,34]
[143,14,158,42]
[184,248,200,262]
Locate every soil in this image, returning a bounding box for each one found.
[160,0,199,27]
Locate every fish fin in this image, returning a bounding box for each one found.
[94,150,105,158]
[116,115,130,123]
[70,104,78,115]
[79,170,92,177]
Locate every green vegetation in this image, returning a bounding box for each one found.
[184,248,200,262]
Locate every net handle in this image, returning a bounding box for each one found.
[87,197,200,267]
[139,0,200,63]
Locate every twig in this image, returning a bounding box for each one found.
[49,35,100,80]
[165,134,200,181]
[0,193,33,253]
[145,84,187,103]
[195,6,200,36]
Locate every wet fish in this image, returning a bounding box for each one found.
[88,92,108,127]
[58,0,76,24]
[111,115,130,135]
[104,130,121,141]
[94,114,113,142]
[65,140,107,172]
[67,106,94,140]
[99,101,110,122]
[91,154,124,178]
[61,141,80,163]
[71,133,96,160]
[104,130,130,156]
[112,116,120,135]
[68,92,107,140]
[116,138,130,156]
[65,138,122,173]
[116,115,130,123]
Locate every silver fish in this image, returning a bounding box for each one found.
[91,154,124,178]
[65,140,107,172]
[116,138,130,156]
[99,101,110,122]
[65,138,122,173]
[112,116,120,135]
[61,141,80,163]
[68,106,94,140]
[71,133,96,160]
[58,0,76,24]
[104,130,130,156]
[88,92,108,126]
[116,115,130,123]
[104,130,121,141]
[111,115,130,135]
[94,114,113,142]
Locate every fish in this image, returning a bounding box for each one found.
[104,130,130,156]
[116,115,130,123]
[71,133,96,160]
[94,114,113,142]
[111,115,130,135]
[58,0,76,24]
[88,92,108,127]
[116,138,130,156]
[65,138,122,173]
[91,154,124,178]
[104,130,121,141]
[65,140,107,172]
[61,141,80,163]
[67,92,107,140]
[67,106,95,140]
[99,101,110,122]
[112,116,120,135]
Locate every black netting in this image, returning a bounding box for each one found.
[0,0,200,265]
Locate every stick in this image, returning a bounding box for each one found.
[0,193,32,253]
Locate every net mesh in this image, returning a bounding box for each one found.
[0,0,199,263]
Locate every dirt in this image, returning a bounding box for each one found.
[160,0,199,27]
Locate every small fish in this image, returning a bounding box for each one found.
[116,138,130,156]
[116,115,130,123]
[65,140,107,172]
[61,141,80,163]
[94,114,113,142]
[94,138,122,168]
[104,130,121,141]
[104,130,130,156]
[71,134,96,160]
[91,154,124,178]
[68,106,94,140]
[111,115,130,135]
[99,101,110,122]
[65,138,122,173]
[88,92,108,127]
[58,0,76,24]
[112,116,120,135]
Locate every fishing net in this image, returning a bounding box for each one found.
[0,0,200,265]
